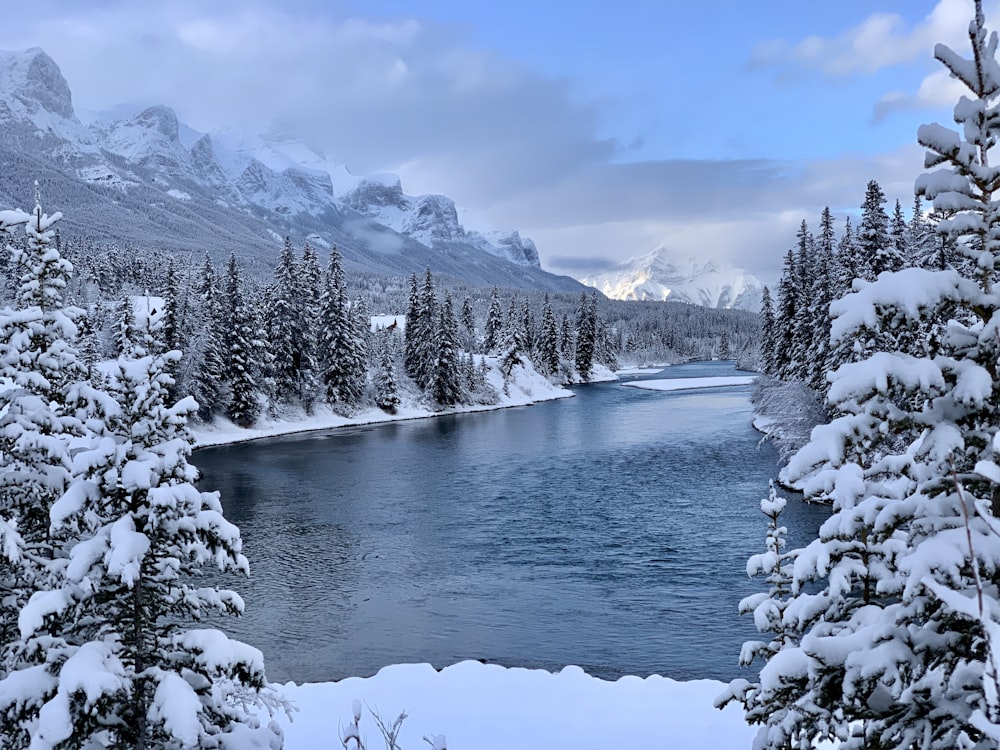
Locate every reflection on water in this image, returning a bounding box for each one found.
[196,361,828,683]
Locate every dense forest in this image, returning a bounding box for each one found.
[0,228,760,429]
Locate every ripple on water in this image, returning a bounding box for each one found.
[197,362,829,683]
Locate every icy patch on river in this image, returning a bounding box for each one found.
[621,376,756,392]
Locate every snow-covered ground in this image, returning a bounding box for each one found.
[621,375,756,392]
[273,661,754,750]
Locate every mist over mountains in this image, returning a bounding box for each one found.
[0,47,581,291]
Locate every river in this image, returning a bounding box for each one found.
[195,361,828,684]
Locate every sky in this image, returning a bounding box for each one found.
[0,0,992,284]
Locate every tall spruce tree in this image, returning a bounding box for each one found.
[759,286,776,375]
[483,287,504,354]
[224,254,260,427]
[431,292,463,406]
[574,292,597,382]
[269,237,305,404]
[540,294,560,376]
[725,4,1000,746]
[4,315,279,748]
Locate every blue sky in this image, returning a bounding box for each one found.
[0,0,991,283]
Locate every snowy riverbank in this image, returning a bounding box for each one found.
[192,359,619,449]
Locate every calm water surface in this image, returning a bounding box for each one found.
[196,361,828,683]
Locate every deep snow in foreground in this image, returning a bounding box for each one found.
[621,375,756,391]
[275,661,754,750]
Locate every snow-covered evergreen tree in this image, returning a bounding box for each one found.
[2,316,281,748]
[431,293,463,406]
[759,286,776,375]
[574,292,597,382]
[372,336,401,414]
[268,237,306,404]
[539,294,560,376]
[224,254,260,427]
[728,5,1000,746]
[190,255,226,422]
[403,273,422,379]
[0,200,85,664]
[297,243,322,414]
[483,287,504,354]
[859,179,898,279]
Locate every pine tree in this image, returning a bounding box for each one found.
[759,286,776,375]
[2,319,279,748]
[833,215,859,298]
[788,220,814,381]
[403,272,422,379]
[773,248,799,379]
[414,269,438,390]
[431,292,463,406]
[0,201,89,667]
[190,255,226,422]
[297,243,322,413]
[460,294,476,351]
[859,179,898,279]
[908,192,935,267]
[728,5,1000,745]
[540,294,560,376]
[269,237,305,403]
[807,208,836,394]
[890,198,910,267]
[224,254,260,427]
[520,298,535,356]
[560,313,574,361]
[372,336,401,414]
[483,287,504,354]
[574,292,598,382]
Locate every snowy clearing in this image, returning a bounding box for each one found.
[621,375,756,392]
[274,661,754,750]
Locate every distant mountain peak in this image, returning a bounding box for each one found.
[132,105,180,142]
[0,47,75,122]
[581,247,763,310]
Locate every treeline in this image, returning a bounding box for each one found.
[758,180,946,400]
[13,236,624,427]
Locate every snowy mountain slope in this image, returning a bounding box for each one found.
[0,47,582,292]
[581,248,763,310]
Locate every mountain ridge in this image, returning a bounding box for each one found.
[582,248,763,310]
[0,47,583,292]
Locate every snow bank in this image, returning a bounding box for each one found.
[614,365,670,375]
[275,661,754,750]
[192,356,573,448]
[621,376,756,392]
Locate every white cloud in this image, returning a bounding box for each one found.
[0,0,961,284]
[874,68,968,121]
[750,0,991,77]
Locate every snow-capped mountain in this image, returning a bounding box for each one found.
[581,248,764,310]
[342,175,540,266]
[0,47,580,292]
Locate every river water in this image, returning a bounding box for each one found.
[196,361,828,684]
